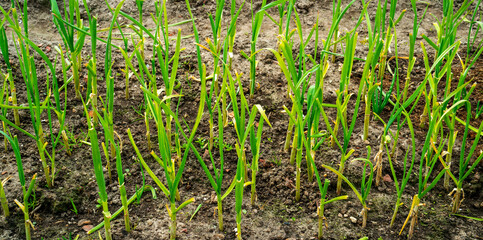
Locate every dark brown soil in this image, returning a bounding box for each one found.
[0,0,482,240]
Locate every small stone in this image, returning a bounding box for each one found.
[350,216,357,224]
[343,214,348,218]
[338,213,343,218]
[82,225,94,232]
[77,219,91,227]
[383,174,393,183]
[147,219,154,226]
[211,234,224,240]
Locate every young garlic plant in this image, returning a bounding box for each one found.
[389,0,428,159]
[127,42,207,238]
[1,6,67,188]
[438,105,483,213]
[0,131,37,240]
[385,110,417,227]
[362,0,404,141]
[82,98,112,240]
[227,70,271,239]
[303,131,348,239]
[0,176,11,217]
[440,0,483,189]
[267,32,319,200]
[50,0,86,99]
[0,67,9,152]
[320,145,374,228]
[320,30,371,195]
[96,108,131,232]
[199,0,245,150]
[0,25,19,126]
[191,64,232,231]
[395,86,469,238]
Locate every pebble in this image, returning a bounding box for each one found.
[211,234,224,240]
[343,214,348,218]
[338,213,343,218]
[350,216,357,224]
[77,219,91,227]
[147,219,154,226]
[82,225,94,232]
[383,174,393,183]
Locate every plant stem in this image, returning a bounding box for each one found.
[23,202,31,240]
[120,184,130,232]
[361,207,368,228]
[38,128,52,188]
[102,201,112,240]
[408,195,420,240]
[419,93,429,128]
[92,85,98,128]
[390,129,400,158]
[125,65,130,99]
[209,117,214,151]
[444,129,455,190]
[336,154,345,195]
[290,130,297,165]
[251,160,257,206]
[332,32,338,63]
[390,198,400,227]
[451,187,462,213]
[102,143,112,183]
[331,119,339,148]
[145,113,151,152]
[318,202,325,239]
[170,202,177,240]
[237,222,242,240]
[295,144,302,201]
[166,115,172,149]
[222,88,228,127]
[72,53,80,99]
[0,178,9,217]
[7,70,19,126]
[242,149,247,183]
[284,105,295,152]
[2,122,7,152]
[307,126,315,182]
[217,195,223,231]
[61,130,71,156]
[363,93,371,141]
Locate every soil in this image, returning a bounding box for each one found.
[0,0,482,240]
